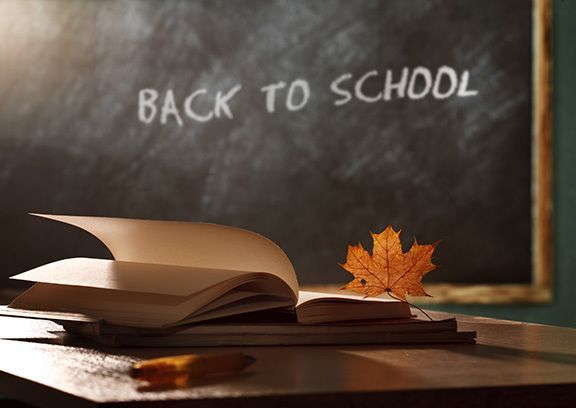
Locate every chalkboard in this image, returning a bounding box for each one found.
[0,0,552,302]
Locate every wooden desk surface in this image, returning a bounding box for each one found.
[0,312,575,408]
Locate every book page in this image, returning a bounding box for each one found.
[11,258,248,296]
[297,290,402,306]
[9,274,293,328]
[28,214,299,300]
[295,290,411,324]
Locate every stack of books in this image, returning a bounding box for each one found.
[0,214,475,347]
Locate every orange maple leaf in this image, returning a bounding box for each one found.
[340,226,438,300]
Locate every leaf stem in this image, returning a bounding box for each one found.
[386,291,434,321]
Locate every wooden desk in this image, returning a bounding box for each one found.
[0,313,575,408]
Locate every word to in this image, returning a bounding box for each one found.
[138,66,478,125]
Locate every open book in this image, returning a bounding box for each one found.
[6,214,412,329]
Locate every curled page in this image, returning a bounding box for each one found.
[29,214,299,299]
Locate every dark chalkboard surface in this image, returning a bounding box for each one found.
[0,0,551,299]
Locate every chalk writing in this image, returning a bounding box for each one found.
[138,66,477,125]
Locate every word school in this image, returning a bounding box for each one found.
[138,66,478,125]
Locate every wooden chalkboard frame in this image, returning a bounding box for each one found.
[306,0,553,304]
[422,0,554,304]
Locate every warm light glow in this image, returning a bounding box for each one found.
[0,1,66,90]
